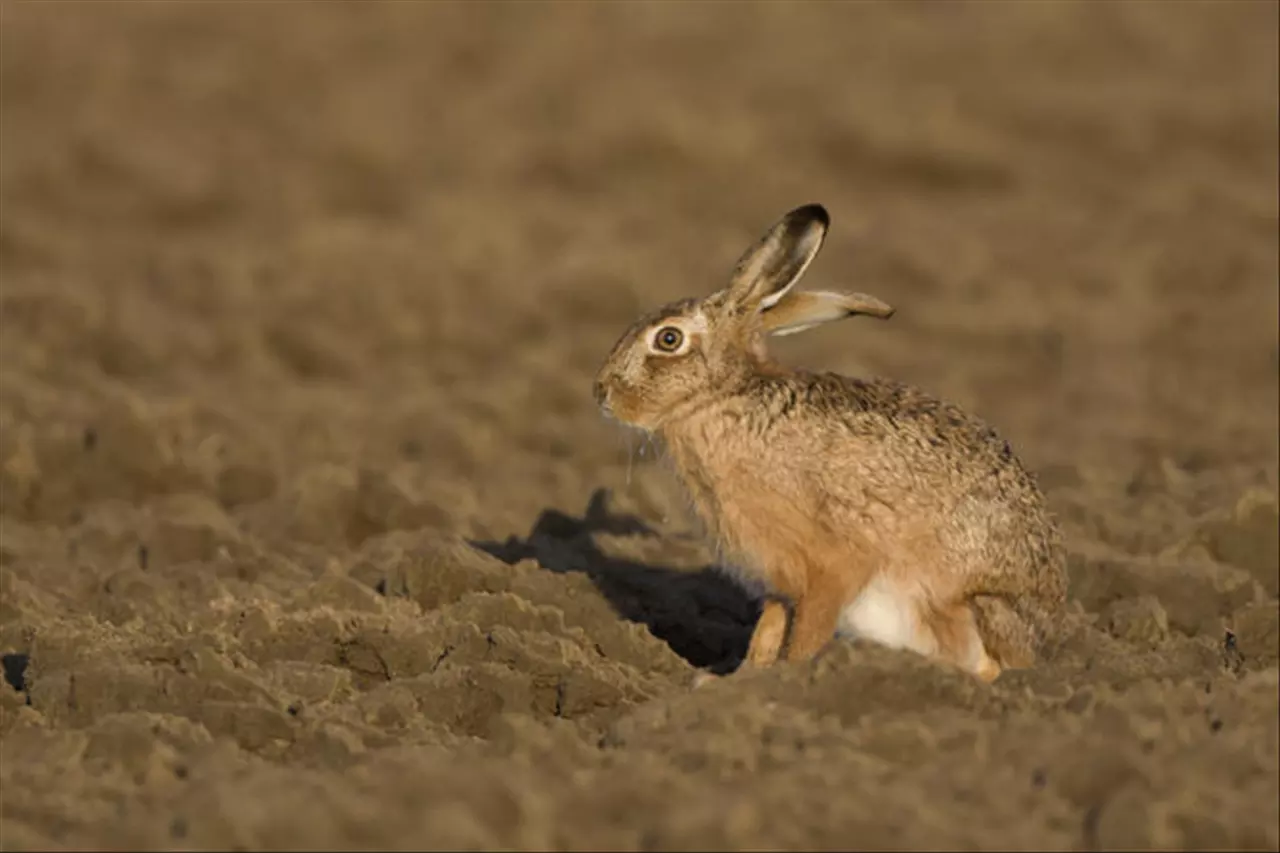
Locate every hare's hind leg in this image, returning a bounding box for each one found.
[923,601,1002,683]
[969,594,1038,671]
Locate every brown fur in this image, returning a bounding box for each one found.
[594,203,1068,684]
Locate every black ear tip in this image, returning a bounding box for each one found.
[792,203,830,228]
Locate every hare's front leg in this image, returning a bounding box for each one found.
[744,597,790,667]
[782,585,846,661]
[776,556,866,662]
[691,598,790,689]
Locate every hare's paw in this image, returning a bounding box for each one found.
[690,655,762,689]
[976,656,1003,683]
[690,669,723,689]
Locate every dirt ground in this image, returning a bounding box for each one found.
[1,1,1278,850]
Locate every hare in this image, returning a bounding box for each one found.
[593,203,1067,684]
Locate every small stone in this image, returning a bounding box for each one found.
[1103,595,1169,646]
[1193,490,1279,597]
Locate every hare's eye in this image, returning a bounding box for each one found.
[653,326,684,353]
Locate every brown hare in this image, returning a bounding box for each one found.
[593,203,1067,684]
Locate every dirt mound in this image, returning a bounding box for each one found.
[1,2,1277,850]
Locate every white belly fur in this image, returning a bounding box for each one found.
[837,575,935,655]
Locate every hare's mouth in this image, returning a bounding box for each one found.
[592,376,616,419]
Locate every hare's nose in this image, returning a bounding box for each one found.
[592,373,617,415]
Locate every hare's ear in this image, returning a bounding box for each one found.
[725,203,829,313]
[761,290,895,337]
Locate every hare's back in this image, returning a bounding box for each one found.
[774,372,1052,526]
[805,372,1063,595]
[801,374,1023,468]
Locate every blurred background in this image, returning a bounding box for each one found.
[1,2,1277,849]
[3,1,1276,538]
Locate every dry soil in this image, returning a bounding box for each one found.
[1,2,1278,850]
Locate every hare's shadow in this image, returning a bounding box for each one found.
[470,489,757,674]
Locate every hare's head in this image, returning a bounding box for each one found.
[593,203,894,431]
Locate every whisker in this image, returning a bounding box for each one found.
[625,429,634,488]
